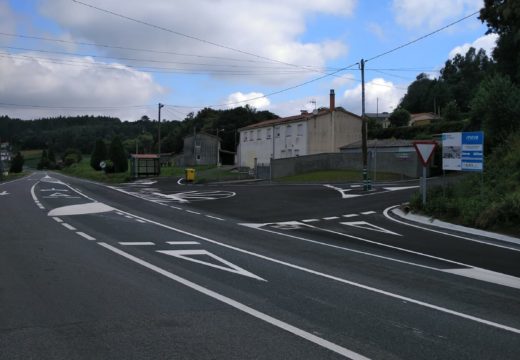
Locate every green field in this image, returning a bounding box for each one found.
[21,150,43,169]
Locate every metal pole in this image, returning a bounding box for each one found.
[422,166,427,205]
[360,59,370,191]
[216,128,220,166]
[158,103,164,155]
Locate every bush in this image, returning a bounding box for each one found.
[91,139,107,171]
[9,152,24,173]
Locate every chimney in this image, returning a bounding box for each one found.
[300,110,308,115]
[330,89,335,112]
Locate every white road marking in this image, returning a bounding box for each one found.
[342,214,358,218]
[98,242,369,359]
[48,202,114,216]
[40,188,69,192]
[0,190,9,196]
[383,186,419,191]
[205,215,225,221]
[157,249,265,282]
[444,268,520,290]
[341,221,401,236]
[302,219,319,223]
[177,177,184,185]
[166,241,201,245]
[119,242,155,246]
[61,223,77,231]
[361,211,376,215]
[324,184,361,199]
[383,206,520,252]
[52,217,63,223]
[170,206,182,210]
[135,219,147,224]
[76,232,96,241]
[186,210,201,215]
[323,216,340,220]
[125,215,134,219]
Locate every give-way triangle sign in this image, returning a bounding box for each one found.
[413,141,437,166]
[157,249,265,281]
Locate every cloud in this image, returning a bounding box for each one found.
[342,78,407,115]
[392,0,482,29]
[225,92,270,110]
[0,0,17,45]
[0,53,164,120]
[367,22,386,41]
[37,0,353,85]
[448,33,498,58]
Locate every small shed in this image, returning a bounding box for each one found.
[130,154,160,178]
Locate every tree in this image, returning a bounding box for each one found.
[480,0,520,83]
[389,108,411,127]
[400,73,438,113]
[470,74,520,145]
[90,139,107,171]
[9,152,24,173]
[108,136,128,173]
[37,150,50,170]
[442,100,461,122]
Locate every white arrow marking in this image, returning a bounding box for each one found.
[44,192,77,198]
[341,221,401,236]
[40,188,69,192]
[0,191,9,196]
[48,202,114,216]
[383,186,419,192]
[157,249,265,281]
[324,184,361,199]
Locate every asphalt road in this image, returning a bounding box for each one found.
[1,173,519,359]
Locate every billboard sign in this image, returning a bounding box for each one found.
[442,132,484,172]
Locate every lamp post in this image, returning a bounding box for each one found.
[216,128,224,166]
[158,103,164,155]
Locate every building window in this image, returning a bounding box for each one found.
[287,149,292,157]
[266,128,272,139]
[243,132,248,142]
[286,125,292,137]
[275,126,280,138]
[257,129,261,140]
[249,131,253,141]
[297,124,303,136]
[295,149,300,157]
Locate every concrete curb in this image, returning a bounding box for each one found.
[392,208,520,246]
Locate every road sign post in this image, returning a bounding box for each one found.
[413,141,437,205]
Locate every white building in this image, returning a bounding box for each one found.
[238,90,362,168]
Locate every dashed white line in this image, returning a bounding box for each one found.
[361,211,376,215]
[186,210,201,215]
[135,219,147,224]
[52,217,63,223]
[125,215,134,219]
[323,216,340,221]
[119,242,155,246]
[342,214,358,218]
[205,215,225,221]
[62,223,77,231]
[76,232,96,241]
[302,219,319,223]
[170,206,183,210]
[166,241,201,245]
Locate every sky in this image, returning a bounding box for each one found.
[0,0,498,121]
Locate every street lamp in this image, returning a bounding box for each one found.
[216,128,224,166]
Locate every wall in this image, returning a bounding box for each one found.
[183,134,218,166]
[271,151,422,179]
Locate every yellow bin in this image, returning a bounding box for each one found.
[185,168,196,182]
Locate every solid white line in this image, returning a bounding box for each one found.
[30,182,39,202]
[186,210,201,215]
[97,242,369,360]
[205,215,225,221]
[170,206,183,210]
[443,268,520,290]
[62,223,77,231]
[166,241,201,245]
[76,232,96,241]
[302,219,319,223]
[323,216,340,220]
[383,206,520,252]
[342,214,358,218]
[361,211,376,215]
[119,242,155,246]
[52,217,63,223]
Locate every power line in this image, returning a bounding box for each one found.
[366,10,480,63]
[70,0,324,72]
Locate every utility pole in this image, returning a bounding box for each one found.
[158,103,164,155]
[360,59,370,191]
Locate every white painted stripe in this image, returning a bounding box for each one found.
[186,210,201,215]
[62,223,77,231]
[205,215,225,221]
[342,214,358,218]
[443,268,520,290]
[125,215,134,219]
[116,212,124,216]
[76,232,96,241]
[135,219,147,224]
[30,182,39,202]
[323,216,340,220]
[383,206,520,252]
[166,241,201,245]
[98,242,370,359]
[110,208,520,334]
[361,211,376,215]
[119,242,155,246]
[170,206,182,210]
[302,219,319,223]
[52,217,63,223]
[48,202,114,216]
